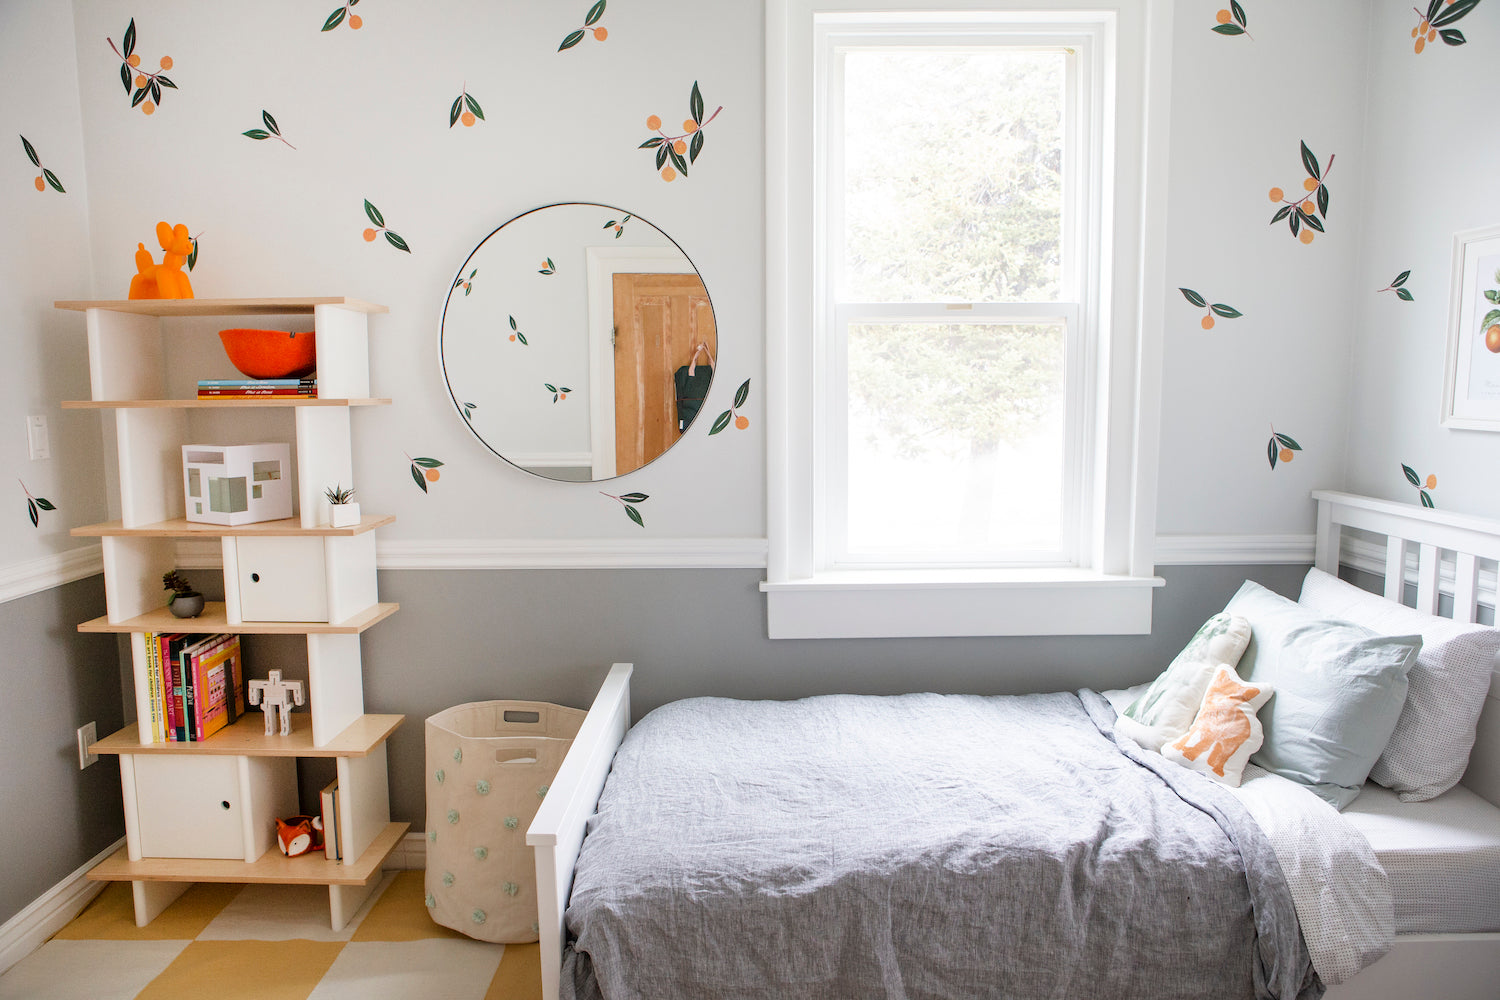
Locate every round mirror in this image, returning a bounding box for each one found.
[440,203,717,481]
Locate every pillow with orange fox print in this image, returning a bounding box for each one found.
[1161,664,1274,787]
[1118,611,1252,751]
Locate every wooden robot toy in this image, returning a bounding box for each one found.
[248,669,305,736]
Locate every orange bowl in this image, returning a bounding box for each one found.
[218,328,317,380]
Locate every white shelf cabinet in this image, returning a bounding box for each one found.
[60,297,405,931]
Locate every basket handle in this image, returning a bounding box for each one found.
[503,709,541,725]
[496,748,539,765]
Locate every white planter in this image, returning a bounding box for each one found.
[329,502,361,528]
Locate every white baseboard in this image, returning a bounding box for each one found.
[384,831,428,871]
[1152,534,1315,565]
[0,838,119,976]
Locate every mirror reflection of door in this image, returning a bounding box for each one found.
[611,273,716,476]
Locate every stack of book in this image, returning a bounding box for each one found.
[198,378,317,399]
[143,633,246,743]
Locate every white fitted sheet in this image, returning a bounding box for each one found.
[1343,782,1500,934]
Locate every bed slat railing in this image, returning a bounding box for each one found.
[1384,540,1408,603]
[1455,552,1480,624]
[527,663,633,1000]
[1312,490,1500,607]
[1417,542,1441,616]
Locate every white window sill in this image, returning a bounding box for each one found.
[760,570,1164,638]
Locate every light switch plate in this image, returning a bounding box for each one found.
[77,721,97,769]
[26,415,49,460]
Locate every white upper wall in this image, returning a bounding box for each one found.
[0,1,106,592]
[1156,1,1371,536]
[5,0,1493,581]
[1344,2,1500,518]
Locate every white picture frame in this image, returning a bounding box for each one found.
[1441,223,1500,430]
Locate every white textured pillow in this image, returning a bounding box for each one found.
[1299,567,1500,801]
[1161,664,1274,787]
[1119,612,1253,750]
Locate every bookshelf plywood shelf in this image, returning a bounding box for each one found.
[62,397,391,409]
[91,713,405,758]
[86,822,409,886]
[54,297,389,316]
[78,602,398,635]
[72,514,394,537]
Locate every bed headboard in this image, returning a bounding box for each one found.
[1311,490,1500,806]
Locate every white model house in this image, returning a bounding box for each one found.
[182,443,293,526]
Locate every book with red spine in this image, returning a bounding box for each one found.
[157,633,180,741]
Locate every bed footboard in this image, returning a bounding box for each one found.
[526,663,633,1000]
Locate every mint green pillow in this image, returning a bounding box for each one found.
[1226,580,1422,810]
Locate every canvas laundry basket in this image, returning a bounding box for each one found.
[425,699,585,942]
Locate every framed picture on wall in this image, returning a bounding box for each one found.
[1442,223,1500,430]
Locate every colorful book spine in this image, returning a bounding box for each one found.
[158,633,180,742]
[143,632,160,742]
[198,378,316,386]
[198,378,317,398]
[166,633,200,742]
[178,634,222,741]
[197,388,318,397]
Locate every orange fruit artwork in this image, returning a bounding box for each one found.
[640,82,722,182]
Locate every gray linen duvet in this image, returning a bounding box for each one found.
[560,690,1318,1000]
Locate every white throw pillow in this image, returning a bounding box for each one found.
[1119,612,1253,750]
[1161,664,1274,787]
[1298,567,1500,801]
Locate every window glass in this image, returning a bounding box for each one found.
[841,48,1066,303]
[845,321,1066,556]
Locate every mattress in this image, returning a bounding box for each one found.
[1343,782,1500,934]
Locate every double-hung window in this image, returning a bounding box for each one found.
[765,1,1170,638]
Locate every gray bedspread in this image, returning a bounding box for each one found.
[560,690,1319,1000]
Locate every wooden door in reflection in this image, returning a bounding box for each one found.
[612,272,716,475]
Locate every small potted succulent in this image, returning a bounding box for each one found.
[325,483,360,528]
[162,570,205,619]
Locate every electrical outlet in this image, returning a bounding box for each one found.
[77,721,98,769]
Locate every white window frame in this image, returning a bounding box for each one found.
[764,0,1171,639]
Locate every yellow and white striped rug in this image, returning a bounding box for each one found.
[0,871,541,1000]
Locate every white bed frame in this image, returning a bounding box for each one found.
[528,491,1500,1000]
[1311,491,1500,1000]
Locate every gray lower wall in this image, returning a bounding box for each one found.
[0,576,124,926]
[360,562,1309,829]
[9,561,1308,927]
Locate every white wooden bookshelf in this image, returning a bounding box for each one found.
[62,296,404,932]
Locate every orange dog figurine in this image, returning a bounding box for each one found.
[128,221,194,299]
